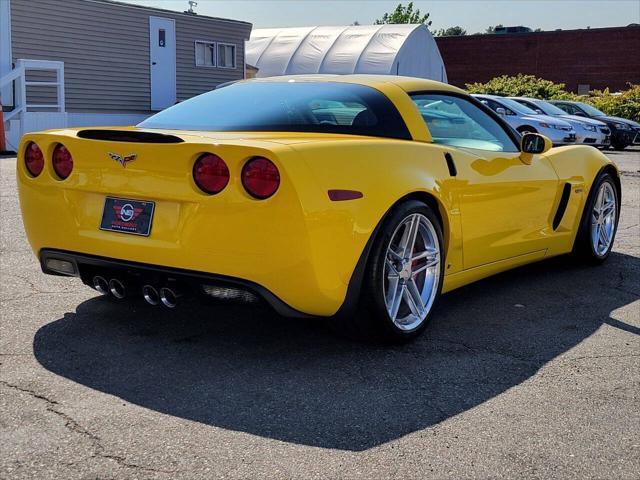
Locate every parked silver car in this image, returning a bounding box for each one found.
[509,97,610,147]
[473,94,577,145]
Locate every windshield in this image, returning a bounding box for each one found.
[138,82,411,140]
[533,100,567,116]
[576,102,605,116]
[496,97,539,115]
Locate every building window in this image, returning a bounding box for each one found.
[195,41,215,67]
[217,43,236,69]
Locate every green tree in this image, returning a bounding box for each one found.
[485,24,503,34]
[375,2,432,27]
[588,84,640,122]
[465,74,568,98]
[436,26,467,37]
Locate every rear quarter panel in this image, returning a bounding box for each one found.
[290,138,462,297]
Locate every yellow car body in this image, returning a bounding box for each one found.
[17,75,620,317]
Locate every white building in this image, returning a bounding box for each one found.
[246,24,447,82]
[1,0,251,151]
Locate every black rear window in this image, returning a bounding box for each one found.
[138,82,411,140]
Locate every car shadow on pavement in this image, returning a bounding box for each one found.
[33,252,639,451]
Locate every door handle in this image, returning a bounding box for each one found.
[152,62,157,65]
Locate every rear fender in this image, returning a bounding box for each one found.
[289,139,461,312]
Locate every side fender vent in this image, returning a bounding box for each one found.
[444,152,457,176]
[552,183,572,230]
[77,129,184,143]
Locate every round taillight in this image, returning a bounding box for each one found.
[193,153,229,194]
[242,157,280,199]
[52,144,73,179]
[24,141,44,177]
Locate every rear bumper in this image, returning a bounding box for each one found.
[20,186,360,315]
[40,249,312,317]
[17,141,367,317]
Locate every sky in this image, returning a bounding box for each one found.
[127,0,640,32]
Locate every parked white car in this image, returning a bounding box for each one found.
[473,94,577,146]
[509,97,610,147]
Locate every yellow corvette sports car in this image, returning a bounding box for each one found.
[17,75,620,341]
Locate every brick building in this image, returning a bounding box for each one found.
[435,25,640,93]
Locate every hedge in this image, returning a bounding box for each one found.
[465,74,640,122]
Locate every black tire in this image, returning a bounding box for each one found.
[517,126,538,135]
[612,141,627,151]
[573,172,620,263]
[331,200,445,343]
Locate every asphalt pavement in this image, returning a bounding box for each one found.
[1,148,639,479]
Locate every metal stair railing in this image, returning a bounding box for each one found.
[0,59,65,150]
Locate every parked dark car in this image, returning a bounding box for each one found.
[549,100,640,150]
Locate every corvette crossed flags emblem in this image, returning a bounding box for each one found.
[108,152,137,167]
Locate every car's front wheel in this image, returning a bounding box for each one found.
[335,200,445,342]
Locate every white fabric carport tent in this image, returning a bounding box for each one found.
[246,24,447,82]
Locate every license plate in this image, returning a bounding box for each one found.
[100,197,155,236]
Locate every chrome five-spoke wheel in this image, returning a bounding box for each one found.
[383,213,441,331]
[591,181,617,257]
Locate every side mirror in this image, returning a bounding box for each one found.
[574,111,586,117]
[520,133,552,164]
[495,107,506,116]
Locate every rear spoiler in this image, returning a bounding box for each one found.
[77,129,184,144]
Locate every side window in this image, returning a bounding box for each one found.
[217,43,236,69]
[411,93,519,152]
[494,101,515,116]
[477,98,493,110]
[309,99,367,126]
[558,103,575,115]
[195,41,215,67]
[521,101,544,114]
[571,105,581,115]
[480,99,514,116]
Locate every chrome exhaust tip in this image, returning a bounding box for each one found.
[159,287,179,308]
[108,278,126,299]
[93,275,109,295]
[142,285,160,306]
